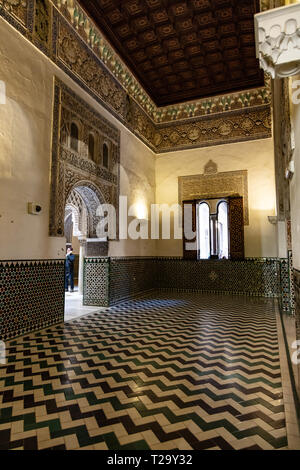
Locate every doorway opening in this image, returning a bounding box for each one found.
[63,183,108,321]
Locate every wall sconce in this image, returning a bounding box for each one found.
[268,216,278,225]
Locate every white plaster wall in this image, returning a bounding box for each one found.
[290,74,300,270]
[0,17,156,260]
[109,126,157,257]
[0,17,278,262]
[155,139,277,258]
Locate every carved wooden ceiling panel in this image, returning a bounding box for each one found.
[78,0,264,106]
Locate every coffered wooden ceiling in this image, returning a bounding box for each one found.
[78,0,264,106]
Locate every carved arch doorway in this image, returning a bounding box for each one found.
[64,183,109,296]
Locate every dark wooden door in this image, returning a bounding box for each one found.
[228,197,245,260]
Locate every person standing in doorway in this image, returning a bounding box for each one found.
[65,247,75,293]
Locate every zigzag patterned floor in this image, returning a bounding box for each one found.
[0,292,289,450]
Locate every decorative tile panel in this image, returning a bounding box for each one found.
[293,268,300,343]
[155,258,280,297]
[83,257,109,307]
[85,242,108,258]
[292,268,300,399]
[83,257,291,309]
[0,260,65,341]
[288,250,295,315]
[109,257,156,304]
[280,258,292,314]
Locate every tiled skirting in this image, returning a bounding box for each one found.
[156,258,280,297]
[83,258,110,307]
[0,257,294,345]
[293,269,300,397]
[0,260,65,341]
[294,269,300,342]
[110,258,157,304]
[83,257,292,310]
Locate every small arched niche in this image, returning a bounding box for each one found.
[88,133,95,161]
[103,142,109,169]
[70,122,79,152]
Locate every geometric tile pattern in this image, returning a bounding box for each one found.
[110,258,157,304]
[155,258,281,297]
[293,268,300,398]
[83,257,288,307]
[293,268,300,344]
[0,260,65,342]
[0,292,288,450]
[288,250,296,315]
[83,258,110,307]
[279,258,293,314]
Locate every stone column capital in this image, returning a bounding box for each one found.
[255,3,300,78]
[79,238,87,248]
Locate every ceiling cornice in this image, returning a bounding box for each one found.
[50,0,272,124]
[0,0,272,152]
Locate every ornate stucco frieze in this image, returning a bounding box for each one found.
[49,78,120,237]
[50,0,271,124]
[0,0,273,152]
[255,3,300,78]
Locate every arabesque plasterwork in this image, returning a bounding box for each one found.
[255,2,300,79]
[178,170,249,225]
[0,0,28,25]
[154,106,271,152]
[49,78,120,237]
[51,0,272,124]
[33,0,52,51]
[0,0,273,153]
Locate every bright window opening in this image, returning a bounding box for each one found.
[198,203,210,260]
[217,201,229,259]
[197,199,229,260]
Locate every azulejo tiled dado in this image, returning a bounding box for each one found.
[0,0,272,153]
[83,257,292,310]
[293,268,300,344]
[83,257,110,307]
[109,258,157,305]
[0,260,65,341]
